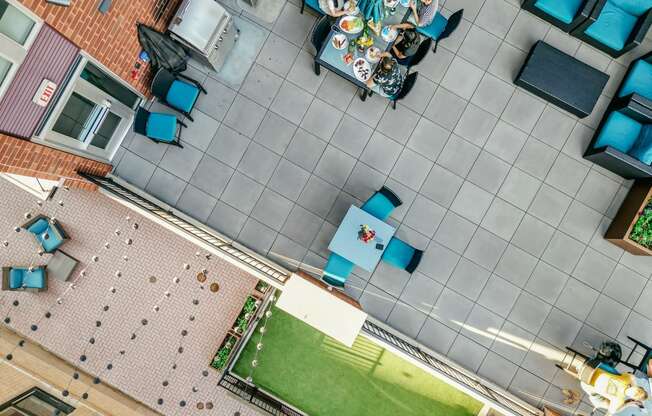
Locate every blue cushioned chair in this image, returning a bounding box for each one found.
[381,237,423,274]
[2,266,47,292]
[584,96,652,178]
[22,215,68,253]
[133,107,185,148]
[361,186,403,221]
[322,253,354,287]
[522,0,597,32]
[617,51,652,109]
[417,9,463,53]
[571,0,652,57]
[151,68,206,122]
[301,0,325,15]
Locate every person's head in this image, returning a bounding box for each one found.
[625,386,648,401]
[380,56,395,73]
[421,0,432,5]
[402,29,418,47]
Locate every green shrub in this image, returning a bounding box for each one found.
[211,335,237,370]
[630,201,652,249]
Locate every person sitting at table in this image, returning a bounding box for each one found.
[319,0,353,17]
[365,53,404,98]
[580,364,649,414]
[408,0,438,27]
[389,24,421,65]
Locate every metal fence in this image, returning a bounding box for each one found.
[219,373,305,416]
[361,320,544,416]
[80,173,291,285]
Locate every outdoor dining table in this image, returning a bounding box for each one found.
[328,205,396,272]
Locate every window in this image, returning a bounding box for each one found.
[0,0,35,45]
[0,387,74,416]
[81,62,140,109]
[0,0,39,97]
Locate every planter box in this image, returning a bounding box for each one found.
[211,333,239,370]
[606,179,652,255]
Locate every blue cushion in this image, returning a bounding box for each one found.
[610,0,652,17]
[585,1,638,51]
[619,59,652,101]
[21,268,45,289]
[381,238,415,270]
[27,218,49,235]
[36,228,63,253]
[594,111,642,152]
[597,362,621,375]
[534,0,584,24]
[9,268,23,289]
[323,253,354,287]
[629,125,652,164]
[361,193,395,221]
[304,0,322,12]
[417,13,447,40]
[165,80,199,113]
[145,113,177,142]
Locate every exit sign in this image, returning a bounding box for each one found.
[33,79,57,107]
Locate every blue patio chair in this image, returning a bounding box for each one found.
[521,0,597,32]
[361,186,403,221]
[22,215,68,253]
[618,51,652,106]
[584,97,652,178]
[322,253,354,287]
[381,237,423,273]
[571,0,652,57]
[151,68,206,122]
[2,266,47,292]
[134,107,185,148]
[417,9,463,53]
[301,0,324,15]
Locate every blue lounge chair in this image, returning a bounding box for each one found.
[521,0,597,32]
[361,186,402,221]
[416,9,463,53]
[134,107,186,148]
[322,253,354,287]
[151,68,206,122]
[381,237,423,273]
[22,215,68,253]
[2,266,47,291]
[571,0,652,57]
[618,51,652,107]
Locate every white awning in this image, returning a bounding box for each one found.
[276,273,367,347]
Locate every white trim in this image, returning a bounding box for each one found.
[0,173,59,200]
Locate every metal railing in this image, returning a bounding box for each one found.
[361,320,543,416]
[79,173,291,284]
[219,373,305,416]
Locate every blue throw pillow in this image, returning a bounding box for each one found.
[535,0,584,24]
[594,111,642,152]
[611,0,652,17]
[629,124,652,164]
[585,1,638,51]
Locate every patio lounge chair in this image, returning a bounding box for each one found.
[322,253,354,287]
[2,266,47,292]
[570,0,652,57]
[617,50,652,108]
[22,215,69,253]
[521,0,597,32]
[381,237,422,273]
[416,9,463,53]
[584,96,652,178]
[151,68,206,122]
[134,107,186,148]
[361,186,402,221]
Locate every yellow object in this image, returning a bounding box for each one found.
[367,19,381,35]
[589,369,635,413]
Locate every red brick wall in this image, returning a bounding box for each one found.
[0,134,112,190]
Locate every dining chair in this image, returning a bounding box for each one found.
[151,68,206,122]
[405,38,432,71]
[361,186,403,221]
[312,16,332,75]
[134,107,185,148]
[417,9,464,53]
[389,72,418,110]
[322,253,355,287]
[521,0,597,32]
[381,237,423,273]
[301,0,325,15]
[619,336,652,374]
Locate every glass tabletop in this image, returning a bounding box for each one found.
[315,4,412,90]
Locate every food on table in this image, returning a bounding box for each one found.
[358,224,376,243]
[353,58,372,81]
[356,33,373,48]
[332,33,348,50]
[343,0,359,15]
[381,25,398,42]
[366,46,381,63]
[384,0,399,7]
[339,16,364,34]
[399,0,411,7]
[343,52,354,65]
[367,19,381,36]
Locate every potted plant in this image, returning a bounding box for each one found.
[211,334,237,370]
[606,179,652,255]
[232,295,259,335]
[255,280,270,295]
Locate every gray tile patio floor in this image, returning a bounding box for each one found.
[113,0,652,412]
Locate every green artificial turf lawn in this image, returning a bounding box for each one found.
[233,308,483,416]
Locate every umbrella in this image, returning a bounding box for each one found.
[137,23,188,73]
[357,0,384,23]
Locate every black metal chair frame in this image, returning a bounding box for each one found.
[150,68,206,122]
[405,248,423,274]
[311,16,332,76]
[377,186,403,208]
[134,107,186,148]
[570,0,652,58]
[619,336,652,373]
[521,0,597,32]
[583,94,652,178]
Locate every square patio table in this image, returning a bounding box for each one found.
[328,205,396,272]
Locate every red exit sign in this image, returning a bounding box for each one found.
[32,79,58,107]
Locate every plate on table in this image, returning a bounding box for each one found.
[366,46,381,63]
[381,26,398,42]
[399,0,411,7]
[384,0,398,7]
[339,15,364,34]
[332,33,348,50]
[353,58,372,82]
[343,1,360,15]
